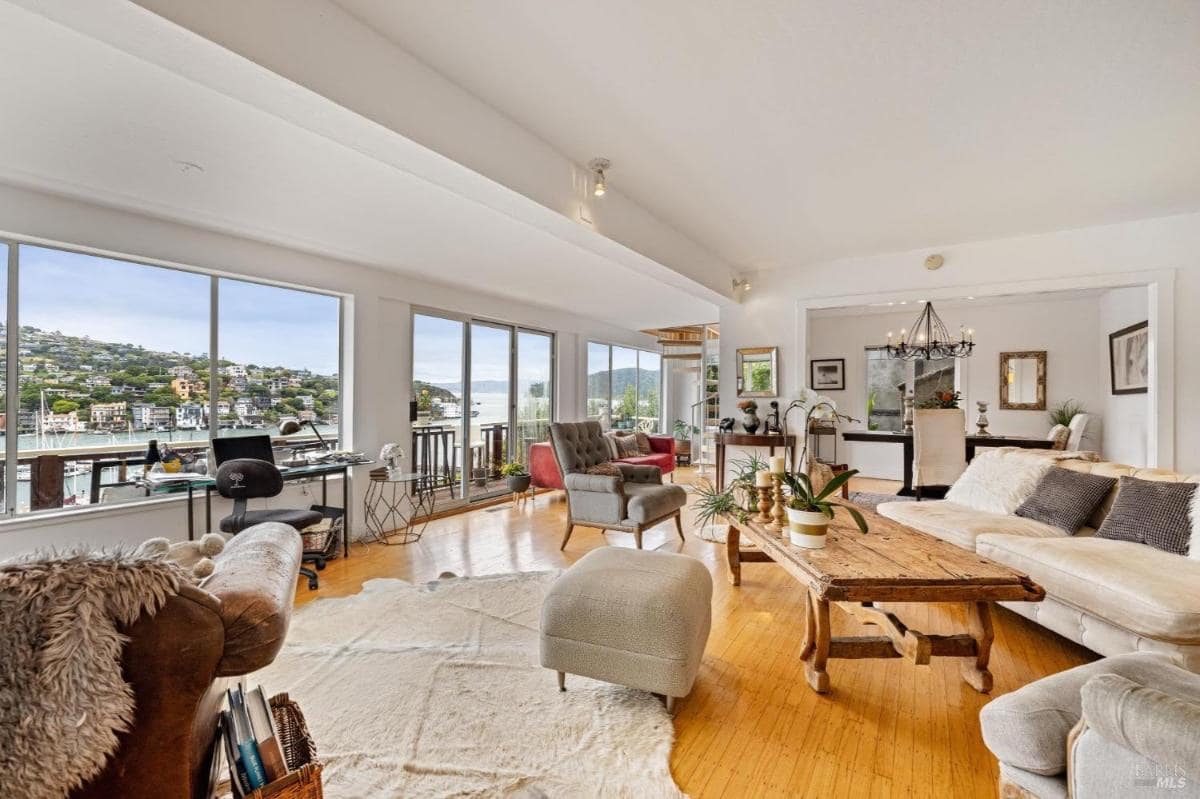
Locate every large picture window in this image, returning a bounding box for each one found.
[1,239,342,516]
[586,341,663,432]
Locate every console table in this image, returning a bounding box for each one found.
[715,432,797,491]
[841,430,1054,496]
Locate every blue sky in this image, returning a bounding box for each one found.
[17,246,340,374]
[412,314,554,389]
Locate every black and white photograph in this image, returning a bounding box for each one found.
[1109,321,1149,395]
[810,358,845,391]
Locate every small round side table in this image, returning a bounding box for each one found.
[362,470,437,545]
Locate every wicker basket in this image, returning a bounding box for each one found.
[244,693,323,799]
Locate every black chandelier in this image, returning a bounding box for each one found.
[885,301,974,360]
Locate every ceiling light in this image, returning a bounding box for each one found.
[733,278,751,292]
[588,158,610,197]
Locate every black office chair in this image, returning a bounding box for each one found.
[216,458,326,590]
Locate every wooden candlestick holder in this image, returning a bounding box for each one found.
[767,474,786,533]
[756,485,772,523]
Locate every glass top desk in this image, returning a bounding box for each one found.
[145,460,373,558]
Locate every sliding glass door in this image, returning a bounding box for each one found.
[412,309,554,505]
[412,313,466,503]
[467,322,512,500]
[515,331,553,467]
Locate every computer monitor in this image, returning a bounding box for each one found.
[211,434,275,466]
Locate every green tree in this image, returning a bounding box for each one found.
[617,384,637,421]
[51,399,79,414]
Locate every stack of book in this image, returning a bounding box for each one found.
[218,684,289,797]
[369,466,391,482]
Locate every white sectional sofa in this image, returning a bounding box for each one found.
[878,451,1200,670]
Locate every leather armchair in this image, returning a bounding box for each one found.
[72,523,302,799]
[549,421,687,550]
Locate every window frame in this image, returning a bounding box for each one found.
[0,233,346,519]
[585,340,664,433]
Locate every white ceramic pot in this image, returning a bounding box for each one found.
[786,507,829,549]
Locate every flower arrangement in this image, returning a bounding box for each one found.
[919,390,962,409]
[737,399,758,413]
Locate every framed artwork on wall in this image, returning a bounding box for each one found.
[810,358,845,391]
[1108,320,1148,395]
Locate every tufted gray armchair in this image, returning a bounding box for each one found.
[549,421,688,550]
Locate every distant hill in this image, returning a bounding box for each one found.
[587,366,660,397]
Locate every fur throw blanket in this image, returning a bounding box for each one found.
[0,549,187,799]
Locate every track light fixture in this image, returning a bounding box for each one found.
[588,158,610,197]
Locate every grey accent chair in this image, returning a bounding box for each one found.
[980,652,1200,798]
[549,421,687,550]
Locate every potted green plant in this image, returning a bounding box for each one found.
[499,460,531,494]
[728,453,770,513]
[693,479,748,540]
[1048,398,1085,427]
[672,419,697,462]
[781,470,868,549]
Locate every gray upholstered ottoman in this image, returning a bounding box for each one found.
[540,546,712,712]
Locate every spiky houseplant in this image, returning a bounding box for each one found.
[693,479,748,531]
[1048,399,1085,427]
[728,452,770,512]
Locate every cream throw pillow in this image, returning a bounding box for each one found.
[945,449,1056,515]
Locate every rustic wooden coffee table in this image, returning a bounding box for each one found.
[723,508,1044,694]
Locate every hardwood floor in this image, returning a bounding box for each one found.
[295,467,1094,798]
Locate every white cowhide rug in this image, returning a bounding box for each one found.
[254,571,685,799]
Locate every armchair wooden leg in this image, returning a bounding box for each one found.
[635,529,644,549]
[560,522,575,551]
[557,671,566,692]
[674,512,685,542]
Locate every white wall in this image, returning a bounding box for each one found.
[0,182,654,558]
[1098,286,1150,465]
[720,211,1196,471]
[807,296,1108,479]
[118,0,735,302]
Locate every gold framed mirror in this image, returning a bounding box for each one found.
[999,351,1047,410]
[736,346,778,397]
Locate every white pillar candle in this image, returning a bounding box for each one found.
[769,455,787,474]
[755,469,773,487]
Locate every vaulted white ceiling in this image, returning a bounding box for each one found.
[336,0,1200,270]
[0,2,722,330]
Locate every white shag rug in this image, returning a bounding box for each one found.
[254,571,686,799]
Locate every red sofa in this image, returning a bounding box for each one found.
[529,434,677,490]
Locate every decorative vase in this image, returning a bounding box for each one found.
[506,474,531,494]
[742,412,760,434]
[975,401,990,436]
[786,507,829,549]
